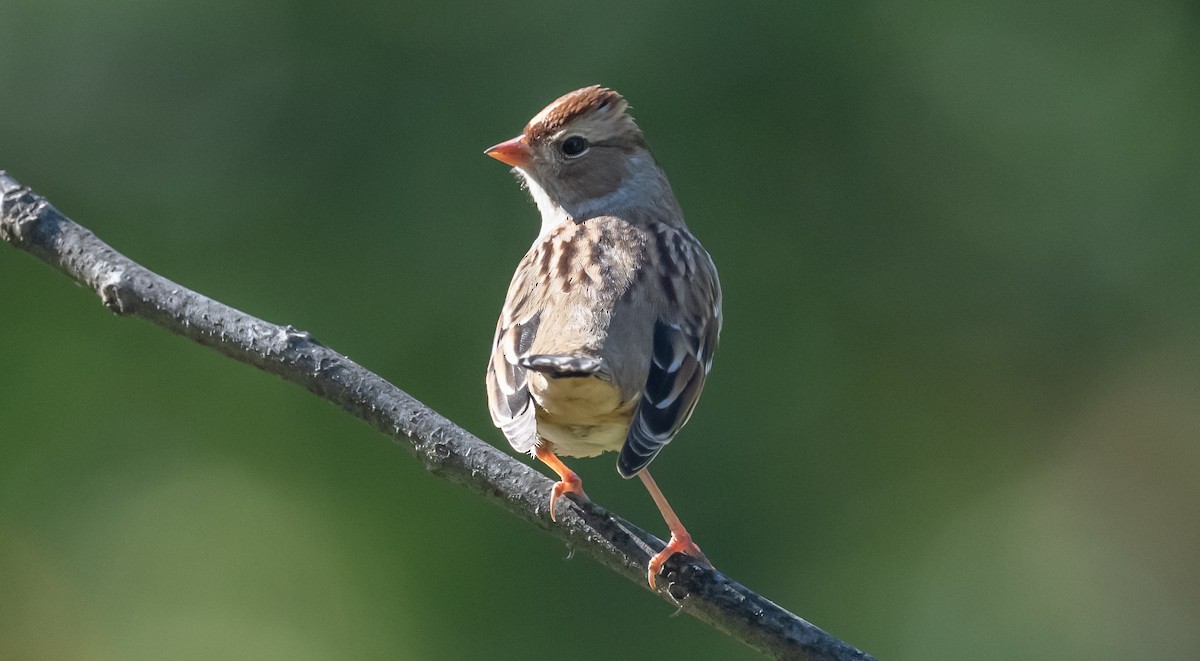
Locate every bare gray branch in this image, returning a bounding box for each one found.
[1,171,875,661]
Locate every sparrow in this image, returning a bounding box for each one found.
[484,85,722,589]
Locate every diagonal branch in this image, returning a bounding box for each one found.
[0,171,876,661]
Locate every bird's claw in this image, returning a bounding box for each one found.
[648,531,711,590]
[548,477,587,522]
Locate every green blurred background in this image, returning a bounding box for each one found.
[3,1,1199,659]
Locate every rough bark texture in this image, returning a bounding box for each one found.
[1,171,876,661]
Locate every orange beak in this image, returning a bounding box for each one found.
[484,135,532,168]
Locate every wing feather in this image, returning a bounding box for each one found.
[617,232,721,477]
[486,242,549,455]
[486,311,541,453]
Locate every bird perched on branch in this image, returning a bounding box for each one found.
[484,85,722,588]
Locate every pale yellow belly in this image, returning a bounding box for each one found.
[528,373,637,458]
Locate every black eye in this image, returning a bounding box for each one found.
[560,135,589,158]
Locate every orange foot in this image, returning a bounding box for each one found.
[548,472,587,522]
[648,531,712,590]
[534,445,588,522]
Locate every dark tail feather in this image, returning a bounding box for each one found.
[520,354,604,378]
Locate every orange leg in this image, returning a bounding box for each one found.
[534,445,588,522]
[639,469,711,589]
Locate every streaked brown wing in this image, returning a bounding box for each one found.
[617,234,721,477]
[485,248,547,455]
[486,312,541,454]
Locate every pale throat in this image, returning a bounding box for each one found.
[518,171,573,238]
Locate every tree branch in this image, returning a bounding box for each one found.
[1,171,875,661]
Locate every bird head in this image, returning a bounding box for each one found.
[485,86,667,225]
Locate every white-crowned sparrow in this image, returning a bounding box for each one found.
[484,85,722,588]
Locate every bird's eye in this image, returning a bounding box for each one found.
[560,135,590,158]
